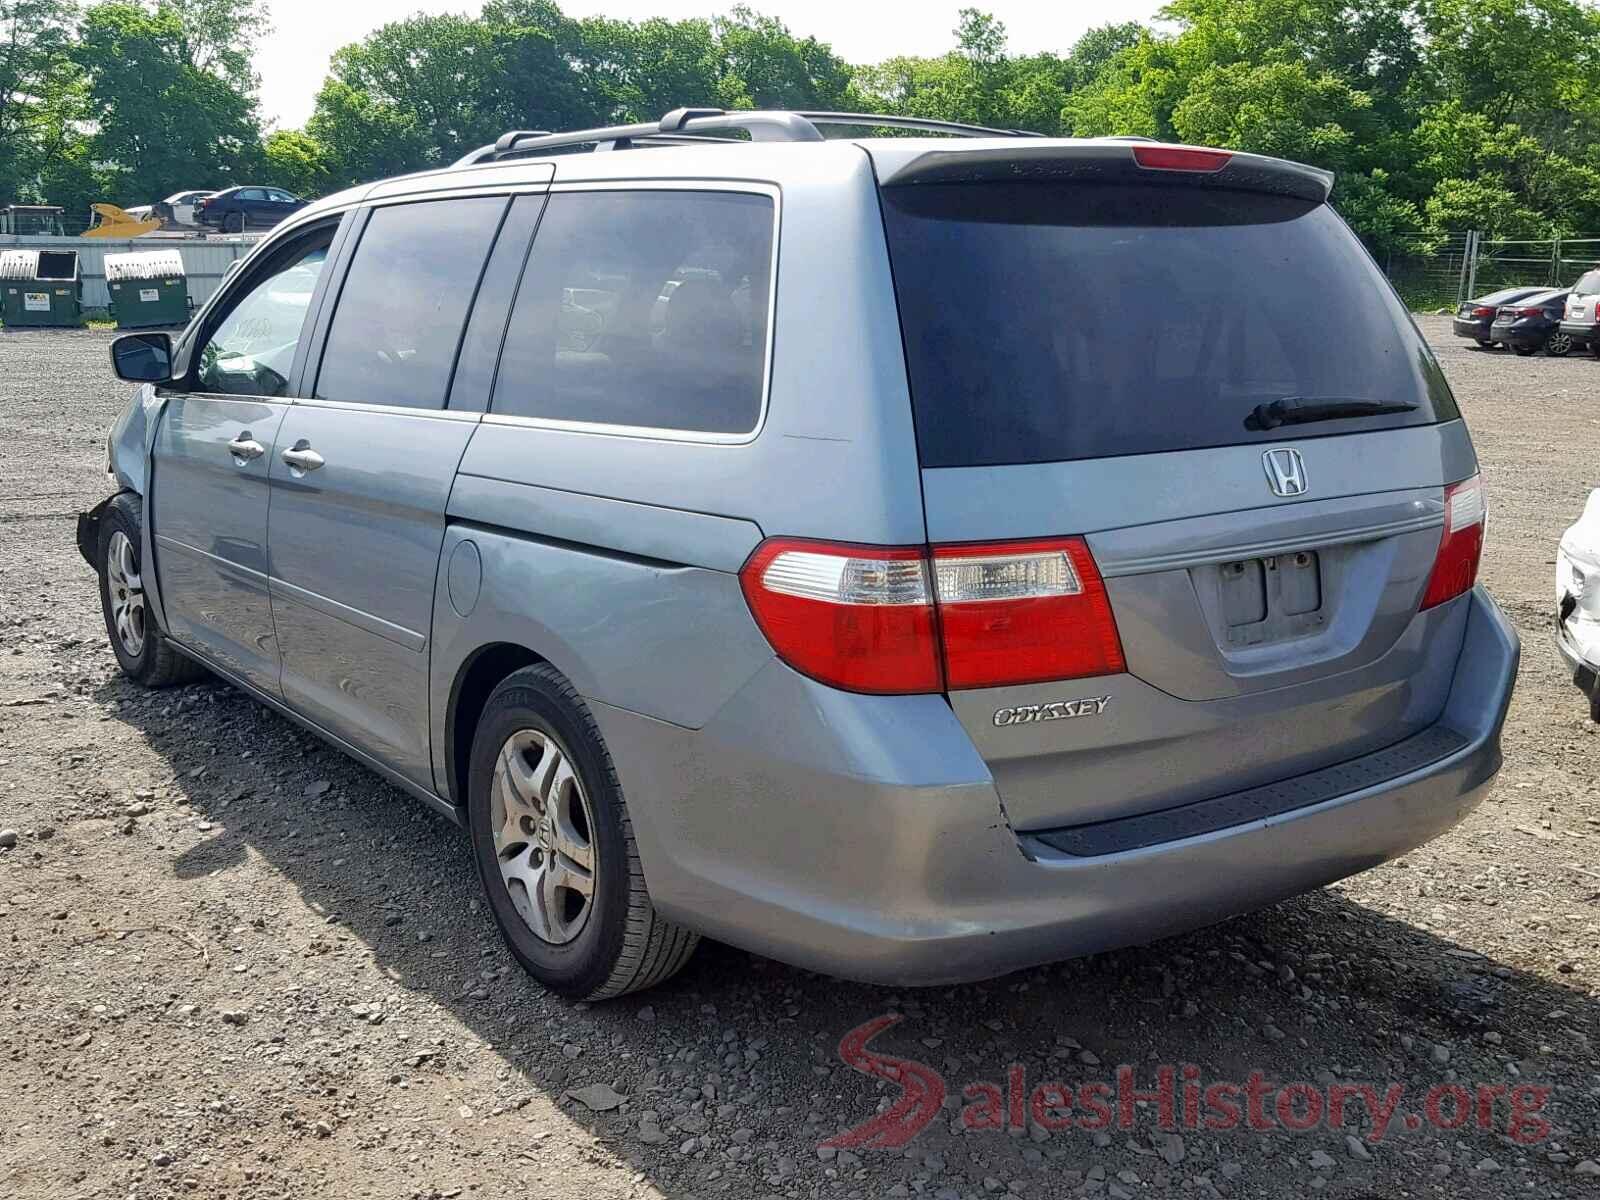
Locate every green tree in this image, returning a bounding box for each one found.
[572,15,724,120]
[73,2,262,203]
[713,6,857,111]
[260,128,331,197]
[1171,62,1376,171]
[854,10,1073,133]
[1414,0,1600,137]
[1061,21,1145,90]
[160,0,267,77]
[312,13,510,175]
[0,0,81,203]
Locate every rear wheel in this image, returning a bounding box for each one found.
[226,211,245,234]
[1474,338,1492,348]
[466,663,699,999]
[1548,331,1574,356]
[97,493,204,688]
[1514,343,1537,356]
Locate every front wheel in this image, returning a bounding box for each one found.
[97,493,204,687]
[467,663,699,1000]
[1548,332,1574,357]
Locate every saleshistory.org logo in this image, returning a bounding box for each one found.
[820,1016,1552,1151]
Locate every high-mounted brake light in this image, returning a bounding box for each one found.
[1132,145,1232,173]
[1420,475,1486,610]
[739,537,1125,694]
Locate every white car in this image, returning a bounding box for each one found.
[1556,491,1600,718]
[144,190,215,228]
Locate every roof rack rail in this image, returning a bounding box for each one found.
[795,111,1045,139]
[452,107,1042,167]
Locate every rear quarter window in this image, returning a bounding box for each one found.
[881,182,1459,468]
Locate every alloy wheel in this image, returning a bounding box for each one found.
[1548,332,1573,356]
[489,728,597,945]
[106,530,146,657]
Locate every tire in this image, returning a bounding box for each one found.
[226,211,245,234]
[1514,343,1536,356]
[1475,338,1492,348]
[1547,332,1574,357]
[97,493,205,688]
[466,663,699,1000]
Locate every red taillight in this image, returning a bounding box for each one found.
[739,536,1125,694]
[1518,306,1544,317]
[738,540,942,694]
[932,538,1125,689]
[1420,475,1486,610]
[1132,145,1232,173]
[1471,306,1495,318]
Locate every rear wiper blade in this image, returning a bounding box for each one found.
[1246,396,1420,431]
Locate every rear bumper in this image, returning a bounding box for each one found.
[1560,321,1599,344]
[1452,318,1491,339]
[1493,322,1546,348]
[601,587,1518,986]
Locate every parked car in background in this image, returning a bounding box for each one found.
[1559,267,1600,356]
[151,190,215,229]
[1556,490,1600,719]
[123,192,211,226]
[196,186,308,233]
[1453,285,1548,347]
[80,112,1517,1001]
[1490,287,1572,355]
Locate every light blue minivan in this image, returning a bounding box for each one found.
[82,109,1518,999]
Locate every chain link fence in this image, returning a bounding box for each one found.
[1382,231,1600,311]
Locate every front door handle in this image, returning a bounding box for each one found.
[281,441,325,474]
[227,432,265,463]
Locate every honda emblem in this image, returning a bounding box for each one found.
[1262,448,1308,497]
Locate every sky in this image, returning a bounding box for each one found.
[256,0,1166,130]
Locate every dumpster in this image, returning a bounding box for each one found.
[105,250,190,328]
[0,249,85,328]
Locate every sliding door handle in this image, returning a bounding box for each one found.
[281,442,325,474]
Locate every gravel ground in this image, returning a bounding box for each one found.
[1,317,1597,1199]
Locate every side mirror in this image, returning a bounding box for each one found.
[109,332,174,384]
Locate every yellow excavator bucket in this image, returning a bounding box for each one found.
[83,203,162,239]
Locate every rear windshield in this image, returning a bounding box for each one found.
[1477,286,1536,305]
[1573,270,1600,297]
[880,183,1458,468]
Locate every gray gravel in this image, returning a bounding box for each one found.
[0,318,1597,1198]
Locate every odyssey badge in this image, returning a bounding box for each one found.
[992,696,1111,727]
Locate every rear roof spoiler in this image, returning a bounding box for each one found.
[867,139,1335,203]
